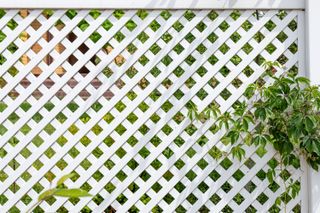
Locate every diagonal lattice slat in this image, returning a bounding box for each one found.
[0,9,305,212]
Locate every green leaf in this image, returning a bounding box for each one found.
[266,168,275,184]
[254,107,266,120]
[57,173,75,186]
[304,138,320,156]
[295,76,310,85]
[54,189,92,198]
[231,145,245,161]
[275,197,282,206]
[244,133,252,146]
[38,189,56,201]
[304,115,317,133]
[244,84,256,97]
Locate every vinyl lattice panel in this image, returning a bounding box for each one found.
[0,9,305,212]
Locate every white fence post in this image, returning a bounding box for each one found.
[306,0,320,212]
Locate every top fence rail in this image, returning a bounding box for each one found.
[0,0,305,9]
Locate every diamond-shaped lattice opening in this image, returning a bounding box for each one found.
[174,181,186,193]
[115,124,126,135]
[253,31,265,43]
[288,20,297,32]
[150,136,161,147]
[140,193,151,204]
[7,42,18,54]
[222,205,233,213]
[219,43,230,54]
[196,21,207,32]
[199,205,210,212]
[137,31,149,43]
[245,181,257,193]
[139,147,150,159]
[173,21,184,32]
[269,204,281,213]
[151,159,162,170]
[257,192,269,205]
[265,20,276,31]
[256,169,266,181]
[163,170,174,181]
[104,159,115,170]
[127,136,138,147]
[162,32,173,43]
[0,30,7,42]
[233,193,245,205]
[220,89,231,100]
[244,158,256,169]
[80,159,92,170]
[162,147,173,159]
[162,124,173,135]
[221,158,233,170]
[128,182,140,193]
[184,10,196,20]
[173,43,184,55]
[210,193,221,204]
[221,181,232,193]
[233,169,245,181]
[127,159,139,170]
[139,124,149,135]
[231,55,242,65]
[242,43,253,55]
[185,32,195,43]
[277,31,288,42]
[140,170,151,182]
[173,112,185,124]
[231,78,243,88]
[242,20,253,31]
[266,43,277,54]
[219,21,230,32]
[68,124,79,135]
[277,54,289,65]
[160,10,172,20]
[115,147,126,158]
[116,193,128,204]
[150,20,161,31]
[116,170,127,182]
[186,170,197,181]
[288,42,298,54]
[174,159,185,170]
[230,32,241,43]
[186,147,196,158]
[186,193,198,205]
[197,158,209,170]
[7,19,18,30]
[162,78,173,89]
[198,181,209,193]
[125,20,137,31]
[21,148,32,159]
[208,32,218,43]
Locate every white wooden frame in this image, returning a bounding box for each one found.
[306,0,320,212]
[0,0,305,9]
[2,0,320,212]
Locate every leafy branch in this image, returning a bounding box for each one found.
[27,173,91,213]
[188,61,320,210]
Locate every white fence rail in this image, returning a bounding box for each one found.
[0,0,305,9]
[0,0,312,212]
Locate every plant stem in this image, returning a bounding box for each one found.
[280,158,287,213]
[26,200,43,213]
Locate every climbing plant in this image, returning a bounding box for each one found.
[188,61,320,211]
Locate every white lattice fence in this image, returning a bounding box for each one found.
[0,6,306,213]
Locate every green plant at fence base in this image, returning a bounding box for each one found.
[27,173,91,213]
[188,61,320,212]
